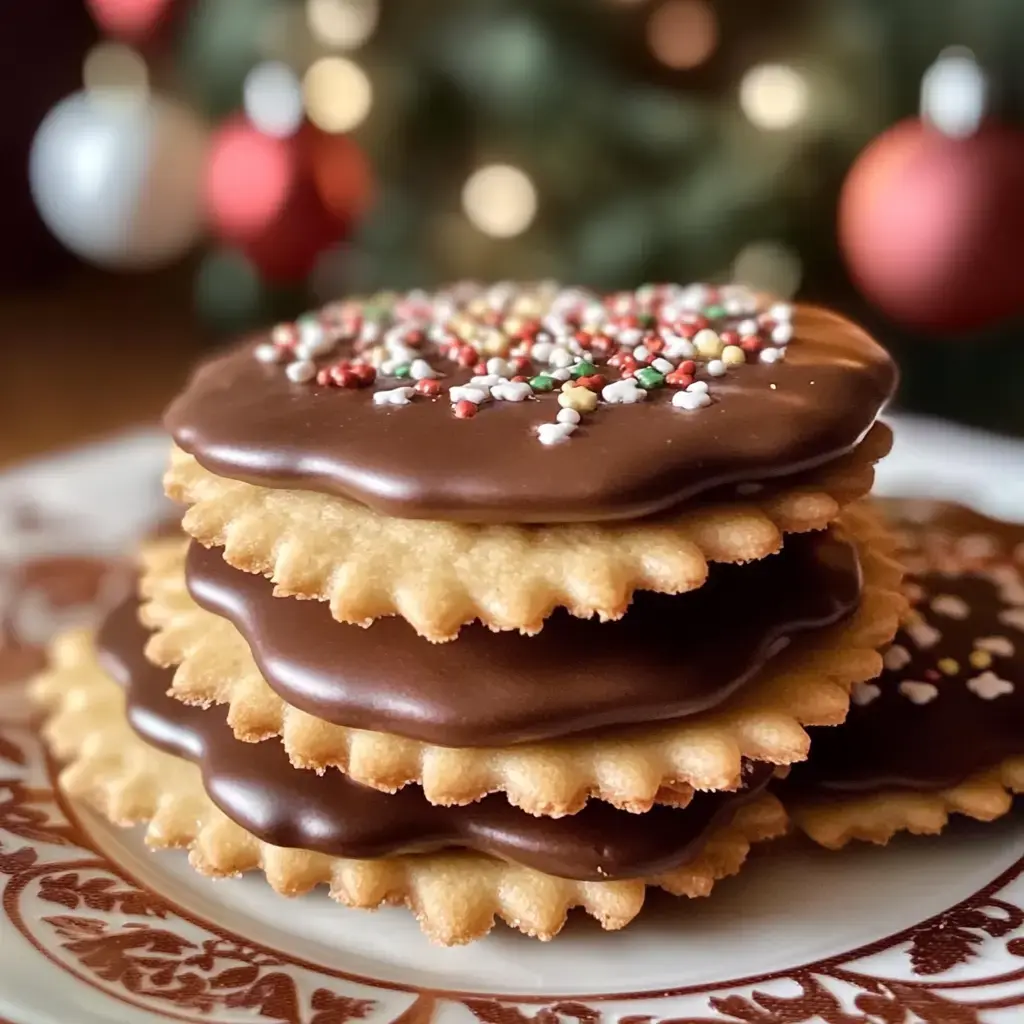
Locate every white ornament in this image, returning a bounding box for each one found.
[30,92,207,269]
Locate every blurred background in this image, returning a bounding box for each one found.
[3,0,1024,467]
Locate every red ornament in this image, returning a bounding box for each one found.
[839,118,1024,332]
[453,400,477,419]
[86,0,174,40]
[205,121,348,284]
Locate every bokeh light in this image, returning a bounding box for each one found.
[194,247,264,329]
[732,240,802,298]
[739,64,808,130]
[308,131,375,220]
[83,41,149,99]
[462,164,538,238]
[303,57,373,132]
[306,0,379,49]
[647,1,718,70]
[921,46,987,138]
[244,61,305,138]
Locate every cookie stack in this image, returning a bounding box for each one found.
[785,500,1024,849]
[39,283,904,945]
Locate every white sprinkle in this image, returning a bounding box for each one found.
[557,407,581,425]
[999,608,1024,632]
[254,343,284,364]
[706,359,727,377]
[884,644,912,671]
[470,374,503,387]
[759,347,783,364]
[372,386,415,406]
[617,328,642,348]
[536,422,576,446]
[999,579,1024,607]
[285,360,316,383]
[449,385,490,405]
[958,534,998,559]
[548,347,575,369]
[687,380,709,393]
[360,322,381,343]
[770,302,793,322]
[976,635,1015,658]
[851,681,881,706]
[409,359,440,381]
[633,345,651,363]
[298,318,332,354]
[664,336,696,360]
[490,380,533,402]
[487,357,512,376]
[673,388,712,411]
[530,342,553,363]
[906,617,942,650]
[899,680,939,705]
[930,594,970,619]
[652,357,675,374]
[771,322,794,344]
[381,352,416,374]
[601,378,647,404]
[968,671,1015,699]
[271,323,295,345]
[737,318,759,337]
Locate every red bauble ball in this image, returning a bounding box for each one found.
[204,120,348,284]
[86,0,175,41]
[839,118,1024,333]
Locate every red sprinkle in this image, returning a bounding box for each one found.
[574,330,593,349]
[719,330,740,347]
[673,322,698,340]
[473,361,488,375]
[678,359,697,375]
[666,371,694,389]
[453,399,477,419]
[331,366,358,388]
[457,346,477,368]
[352,363,376,385]
[739,335,763,353]
[645,336,665,355]
[511,356,532,375]
[511,374,531,384]
[316,368,333,386]
[405,329,425,348]
[414,378,441,397]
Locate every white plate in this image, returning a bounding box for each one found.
[2,416,1024,1024]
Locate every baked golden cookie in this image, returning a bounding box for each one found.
[785,501,1024,848]
[164,284,896,640]
[140,502,904,816]
[35,599,785,946]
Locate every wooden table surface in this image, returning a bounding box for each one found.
[0,268,209,468]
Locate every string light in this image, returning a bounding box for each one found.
[303,57,373,132]
[647,1,718,70]
[306,0,379,49]
[739,64,808,130]
[732,240,802,298]
[462,164,538,238]
[244,62,305,138]
[83,41,149,100]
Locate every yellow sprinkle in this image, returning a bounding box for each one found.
[693,329,723,358]
[938,657,960,675]
[558,386,598,413]
[970,649,993,669]
[721,345,746,366]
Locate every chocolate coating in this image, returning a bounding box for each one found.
[186,529,862,747]
[97,595,771,880]
[164,303,896,523]
[787,502,1024,795]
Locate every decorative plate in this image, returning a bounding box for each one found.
[2,416,1024,1024]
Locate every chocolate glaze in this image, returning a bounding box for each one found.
[164,304,896,523]
[97,595,772,880]
[186,530,862,747]
[787,502,1024,795]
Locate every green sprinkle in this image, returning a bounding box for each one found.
[530,375,556,392]
[635,367,665,390]
[704,304,726,320]
[571,361,597,379]
[393,363,411,378]
[637,313,656,329]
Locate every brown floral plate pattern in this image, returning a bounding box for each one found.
[3,422,1024,1024]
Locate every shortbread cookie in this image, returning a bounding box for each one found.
[164,283,895,640]
[141,503,905,816]
[166,421,889,642]
[35,606,786,945]
[785,501,1024,848]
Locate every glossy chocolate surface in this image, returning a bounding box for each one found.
[186,529,862,746]
[98,595,771,880]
